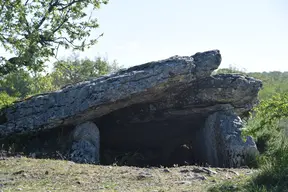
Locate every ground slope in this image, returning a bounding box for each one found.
[0,157,255,192]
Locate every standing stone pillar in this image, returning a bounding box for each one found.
[69,121,100,164]
[202,111,258,167]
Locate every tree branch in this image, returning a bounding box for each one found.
[22,15,31,35]
[35,0,57,30]
[55,37,78,48]
[24,0,30,6]
[52,10,71,34]
[56,0,84,11]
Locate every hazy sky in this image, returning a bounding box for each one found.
[1,0,288,72]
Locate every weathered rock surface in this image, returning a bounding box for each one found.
[202,111,258,167]
[0,50,263,167]
[0,50,222,137]
[69,121,100,164]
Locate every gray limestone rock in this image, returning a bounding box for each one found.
[0,50,222,138]
[202,111,258,167]
[69,121,100,164]
[0,50,263,167]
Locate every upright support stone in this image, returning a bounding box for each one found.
[69,121,100,164]
[202,111,258,167]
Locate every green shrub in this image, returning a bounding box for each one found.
[0,91,17,110]
[210,93,288,192]
[244,93,288,155]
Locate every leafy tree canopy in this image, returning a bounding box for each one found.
[51,54,121,88]
[0,55,121,109]
[0,0,108,75]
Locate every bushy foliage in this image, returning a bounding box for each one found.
[0,69,34,98]
[210,94,288,192]
[0,91,17,110]
[0,55,121,109]
[244,94,288,152]
[213,65,247,75]
[211,67,288,191]
[0,69,55,99]
[51,55,121,88]
[243,94,288,191]
[0,0,108,75]
[249,72,288,101]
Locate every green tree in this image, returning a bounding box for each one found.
[0,54,121,105]
[0,69,55,99]
[0,69,34,98]
[249,71,288,100]
[51,55,121,88]
[0,0,108,75]
[0,91,17,109]
[244,94,288,148]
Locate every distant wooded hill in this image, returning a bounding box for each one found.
[215,68,288,101]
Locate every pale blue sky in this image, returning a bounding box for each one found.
[1,0,287,72]
[84,0,288,72]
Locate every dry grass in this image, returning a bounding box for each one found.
[0,157,255,192]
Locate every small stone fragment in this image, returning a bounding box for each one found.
[179,169,190,173]
[203,167,217,174]
[196,175,207,180]
[29,153,36,158]
[175,181,192,185]
[13,170,24,175]
[163,168,171,173]
[211,179,217,183]
[229,170,239,176]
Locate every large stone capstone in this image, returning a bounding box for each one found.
[0,50,262,167]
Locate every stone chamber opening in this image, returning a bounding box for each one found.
[0,104,212,168]
[96,112,208,167]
